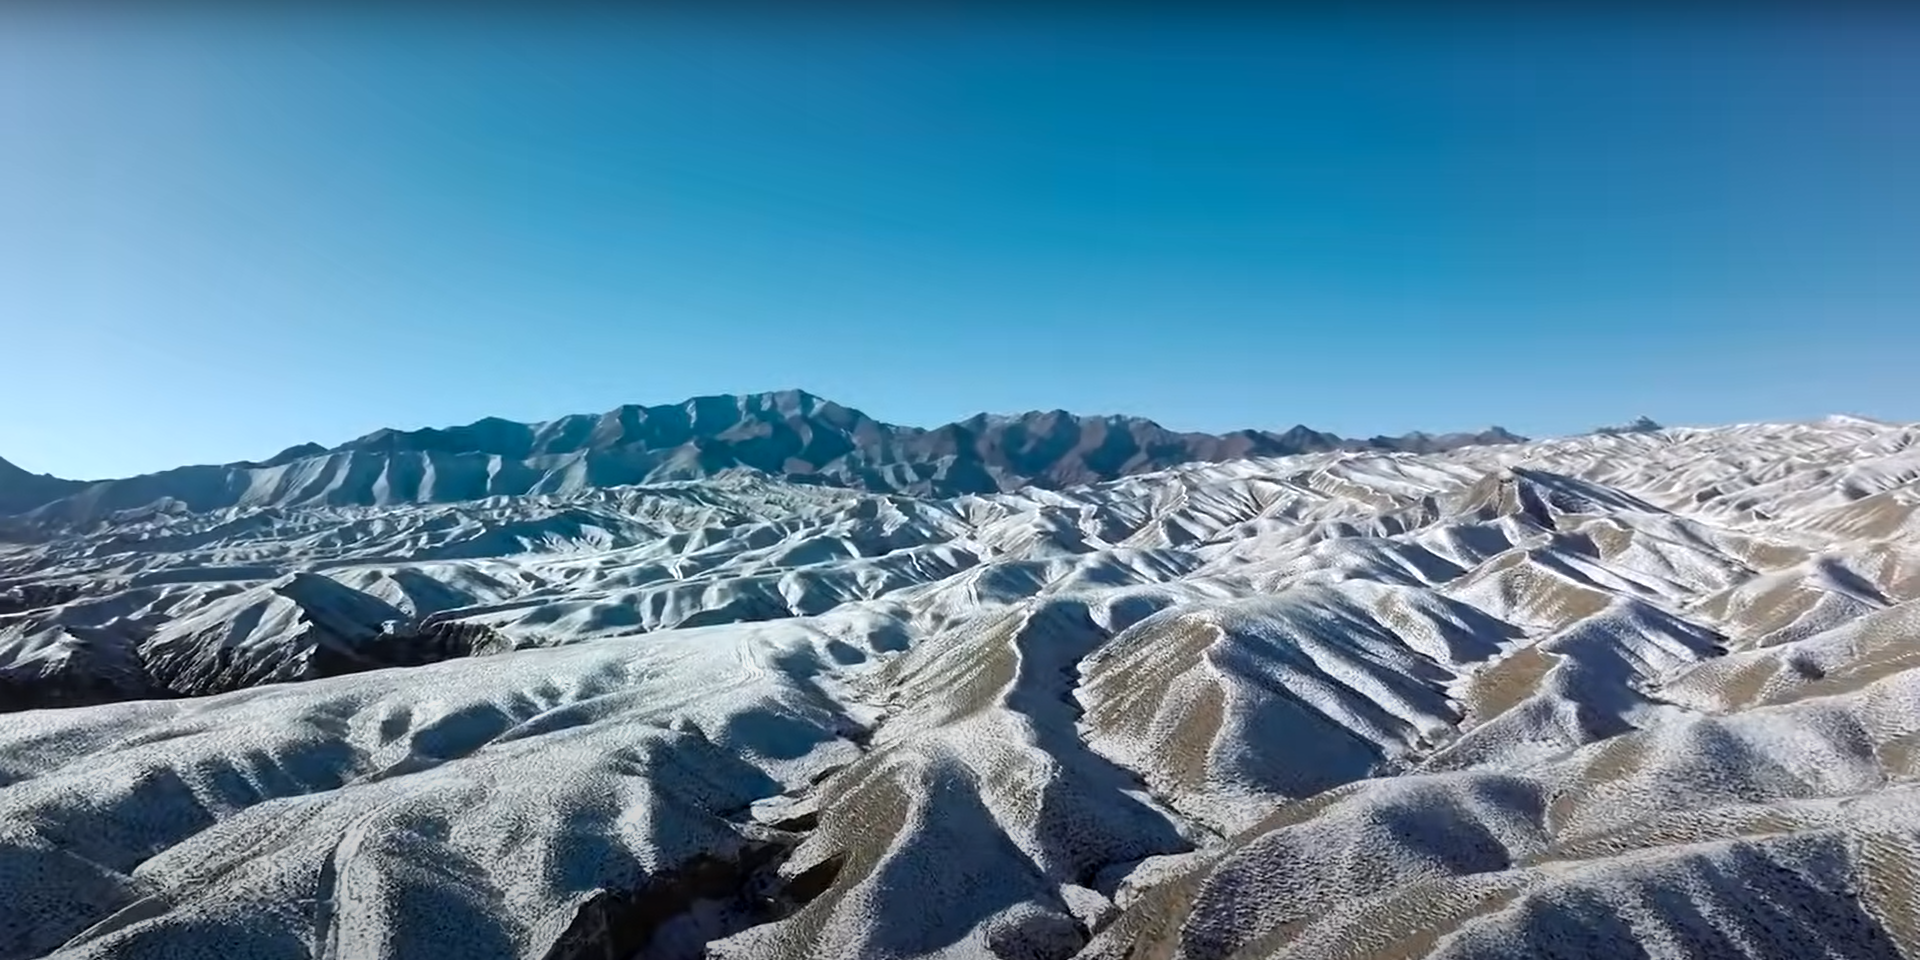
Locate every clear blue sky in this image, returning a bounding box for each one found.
[2,8,1916,479]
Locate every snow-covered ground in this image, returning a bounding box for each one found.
[2,416,1919,959]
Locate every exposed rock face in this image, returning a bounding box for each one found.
[0,390,1524,525]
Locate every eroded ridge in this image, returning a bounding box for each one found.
[3,416,1919,959]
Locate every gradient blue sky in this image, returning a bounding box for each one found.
[2,8,1916,479]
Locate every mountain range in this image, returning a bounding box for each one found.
[0,389,1523,525]
[3,413,1918,960]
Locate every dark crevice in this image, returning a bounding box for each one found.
[537,836,795,960]
[553,702,889,959]
[0,581,86,614]
[540,796,852,959]
[0,618,521,713]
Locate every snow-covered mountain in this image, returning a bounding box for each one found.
[0,390,1523,526]
[2,413,1918,959]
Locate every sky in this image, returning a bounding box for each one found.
[2,7,1917,479]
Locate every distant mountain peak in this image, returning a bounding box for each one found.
[2,391,1536,523]
[250,443,330,468]
[1591,416,1664,436]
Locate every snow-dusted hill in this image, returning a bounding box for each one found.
[2,415,1918,959]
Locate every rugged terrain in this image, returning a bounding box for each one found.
[2,409,1919,959]
[0,390,1520,526]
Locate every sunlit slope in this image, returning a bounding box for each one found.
[1,416,1917,959]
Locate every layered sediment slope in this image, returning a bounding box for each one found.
[2,415,1918,959]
